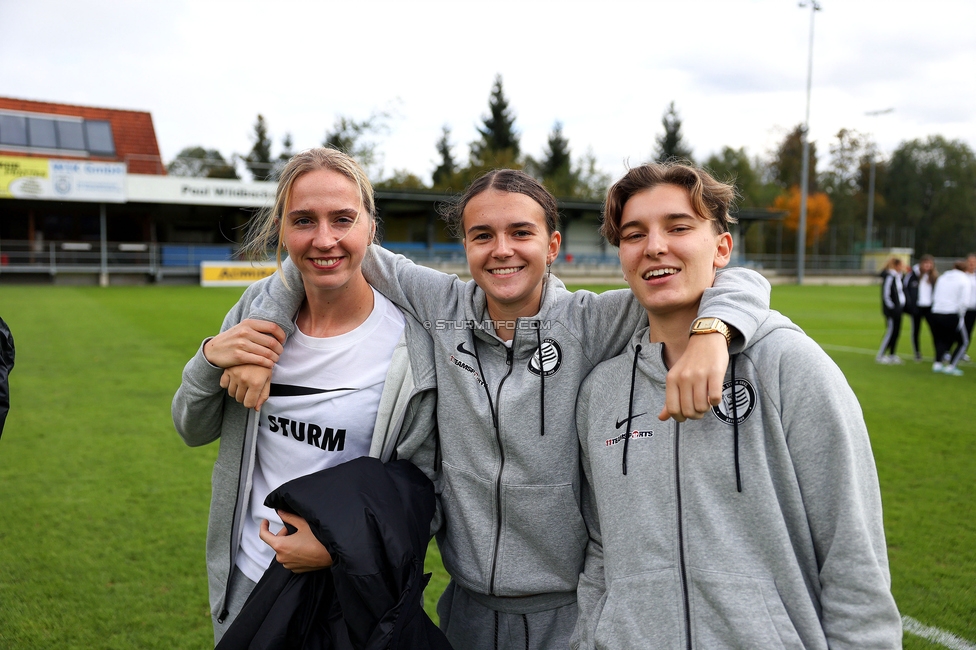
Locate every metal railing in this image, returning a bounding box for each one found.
[0,240,235,278]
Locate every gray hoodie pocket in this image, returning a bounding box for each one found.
[689,569,804,649]
[492,482,588,595]
[593,570,682,649]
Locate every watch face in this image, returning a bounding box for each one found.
[694,318,719,331]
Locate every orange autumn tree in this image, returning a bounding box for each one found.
[774,185,834,249]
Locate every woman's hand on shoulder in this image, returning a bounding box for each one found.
[260,511,333,573]
[221,365,273,409]
[203,319,286,369]
[659,332,729,422]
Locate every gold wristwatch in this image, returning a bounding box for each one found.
[690,317,732,346]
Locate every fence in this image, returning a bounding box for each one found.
[0,239,235,279]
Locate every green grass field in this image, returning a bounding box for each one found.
[0,283,972,648]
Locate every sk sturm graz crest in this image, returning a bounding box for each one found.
[528,338,562,377]
[712,378,757,425]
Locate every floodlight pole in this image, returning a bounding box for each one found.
[796,0,820,285]
[864,108,894,252]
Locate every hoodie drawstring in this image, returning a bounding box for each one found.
[622,344,642,476]
[536,326,546,437]
[471,337,499,432]
[491,610,530,650]
[730,353,742,493]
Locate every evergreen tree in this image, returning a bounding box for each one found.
[245,114,273,181]
[470,74,520,167]
[432,125,456,188]
[279,133,294,161]
[539,121,574,197]
[654,102,693,163]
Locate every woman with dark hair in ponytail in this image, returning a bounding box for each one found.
[904,254,938,361]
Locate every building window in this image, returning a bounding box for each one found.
[0,114,28,146]
[0,111,117,156]
[85,120,115,155]
[27,117,58,149]
[56,120,86,151]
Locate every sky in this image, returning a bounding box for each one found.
[2,0,974,184]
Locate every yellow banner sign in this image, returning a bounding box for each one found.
[201,261,278,287]
[0,155,49,199]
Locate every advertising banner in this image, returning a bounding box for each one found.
[0,155,126,202]
[126,174,276,207]
[200,261,278,287]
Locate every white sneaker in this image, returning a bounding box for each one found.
[888,355,904,365]
[933,362,944,372]
[876,356,890,364]
[944,366,964,376]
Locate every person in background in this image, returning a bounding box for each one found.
[963,253,976,362]
[0,316,13,439]
[904,255,938,361]
[930,260,971,376]
[573,162,901,649]
[877,257,906,364]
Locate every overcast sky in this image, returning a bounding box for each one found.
[2,0,974,183]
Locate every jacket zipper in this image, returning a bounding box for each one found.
[488,343,515,595]
[674,421,692,649]
[217,408,254,624]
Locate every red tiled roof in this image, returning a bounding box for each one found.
[0,96,165,175]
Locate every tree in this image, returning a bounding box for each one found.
[431,125,457,189]
[268,133,296,181]
[470,74,521,168]
[774,185,833,249]
[819,128,872,233]
[770,124,818,192]
[704,146,778,208]
[374,170,428,190]
[245,114,273,181]
[167,146,239,179]
[882,136,976,256]
[572,149,611,201]
[654,102,693,163]
[323,112,389,179]
[538,121,575,196]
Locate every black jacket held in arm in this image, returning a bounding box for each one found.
[0,316,13,440]
[216,457,452,650]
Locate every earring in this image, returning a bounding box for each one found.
[546,260,552,278]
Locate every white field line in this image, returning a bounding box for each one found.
[903,616,976,650]
[818,343,972,365]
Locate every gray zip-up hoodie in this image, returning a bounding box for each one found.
[248,246,771,613]
[172,277,439,626]
[572,313,901,649]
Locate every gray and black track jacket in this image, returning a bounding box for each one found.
[248,246,771,614]
[572,314,901,649]
[172,277,439,626]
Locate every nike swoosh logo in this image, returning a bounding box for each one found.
[456,342,476,357]
[269,384,358,397]
[615,413,647,429]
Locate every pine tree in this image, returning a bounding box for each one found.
[245,114,273,181]
[470,74,520,167]
[539,121,575,197]
[654,102,694,163]
[432,125,456,188]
